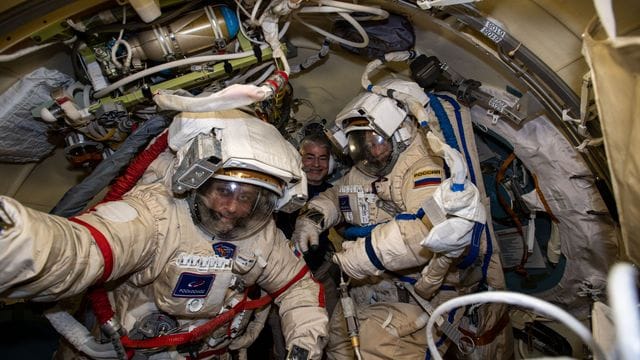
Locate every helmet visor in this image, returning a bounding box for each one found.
[347,130,395,177]
[194,179,277,240]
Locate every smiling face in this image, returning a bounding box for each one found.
[301,141,330,186]
[195,178,277,239]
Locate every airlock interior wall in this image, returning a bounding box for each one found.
[0,44,82,211]
[471,106,618,318]
[582,2,640,266]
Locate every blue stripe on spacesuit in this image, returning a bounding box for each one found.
[365,235,386,271]
[425,307,460,360]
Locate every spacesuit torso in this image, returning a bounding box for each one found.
[310,133,444,304]
[0,182,326,359]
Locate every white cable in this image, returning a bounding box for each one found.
[226,62,273,85]
[251,64,276,85]
[250,0,263,25]
[93,47,268,98]
[0,37,74,62]
[110,39,133,69]
[425,291,606,360]
[234,0,253,18]
[608,262,640,360]
[293,12,369,48]
[309,0,388,20]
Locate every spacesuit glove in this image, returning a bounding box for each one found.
[228,305,271,351]
[292,214,322,254]
[414,254,454,300]
[332,239,382,280]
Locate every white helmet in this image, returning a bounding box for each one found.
[169,109,307,239]
[332,78,427,177]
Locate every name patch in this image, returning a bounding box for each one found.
[172,272,214,298]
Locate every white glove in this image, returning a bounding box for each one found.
[421,217,474,258]
[332,239,383,280]
[291,216,321,254]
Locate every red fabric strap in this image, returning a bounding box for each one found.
[269,265,310,300]
[69,217,114,283]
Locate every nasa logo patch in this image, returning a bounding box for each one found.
[172,272,214,298]
[212,242,236,258]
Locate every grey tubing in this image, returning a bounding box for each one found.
[50,113,172,217]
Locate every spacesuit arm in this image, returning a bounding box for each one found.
[333,159,442,278]
[304,182,343,231]
[257,231,328,359]
[0,183,174,301]
[292,183,342,254]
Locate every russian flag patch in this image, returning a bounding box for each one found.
[413,168,442,188]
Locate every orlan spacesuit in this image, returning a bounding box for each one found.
[292,78,487,359]
[0,110,328,359]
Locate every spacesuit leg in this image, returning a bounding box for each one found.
[327,302,430,360]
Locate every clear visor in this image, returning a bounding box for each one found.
[194,179,277,240]
[347,130,396,177]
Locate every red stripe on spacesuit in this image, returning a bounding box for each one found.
[308,272,326,308]
[69,217,114,283]
[270,266,318,303]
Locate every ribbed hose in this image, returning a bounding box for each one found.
[44,310,118,359]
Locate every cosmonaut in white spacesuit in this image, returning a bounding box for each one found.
[292,78,504,359]
[0,110,328,360]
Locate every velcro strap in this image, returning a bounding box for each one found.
[69,217,114,283]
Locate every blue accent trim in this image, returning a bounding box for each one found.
[436,94,494,282]
[420,120,429,128]
[367,84,374,92]
[457,222,484,269]
[416,208,425,219]
[425,307,460,359]
[437,94,477,185]
[343,224,377,239]
[218,5,239,39]
[451,183,465,192]
[393,274,417,285]
[439,284,456,291]
[365,236,386,271]
[427,94,460,152]
[395,213,418,221]
[482,225,493,283]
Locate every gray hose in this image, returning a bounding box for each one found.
[50,113,172,217]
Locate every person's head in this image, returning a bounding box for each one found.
[300,133,332,186]
[333,79,425,177]
[194,169,282,240]
[168,109,308,240]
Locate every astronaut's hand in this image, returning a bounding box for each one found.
[292,211,323,254]
[414,255,453,299]
[332,239,380,280]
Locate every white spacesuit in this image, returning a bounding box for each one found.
[0,110,328,360]
[292,79,492,359]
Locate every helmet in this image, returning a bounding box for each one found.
[169,109,307,239]
[332,78,426,177]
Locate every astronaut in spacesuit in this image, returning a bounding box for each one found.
[0,110,328,360]
[292,78,489,359]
